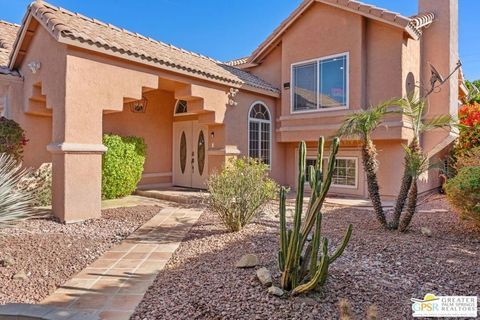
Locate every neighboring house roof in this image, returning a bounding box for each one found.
[247,0,435,64]
[8,1,279,94]
[0,20,20,76]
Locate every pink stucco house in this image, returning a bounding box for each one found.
[0,0,460,222]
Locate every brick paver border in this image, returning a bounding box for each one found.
[40,207,203,320]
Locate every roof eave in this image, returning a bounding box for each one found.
[57,34,280,97]
[249,0,420,64]
[0,71,23,83]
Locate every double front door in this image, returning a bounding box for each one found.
[173,121,208,189]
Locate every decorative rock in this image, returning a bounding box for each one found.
[421,227,432,237]
[0,257,14,267]
[235,254,258,268]
[13,270,28,281]
[268,286,284,297]
[256,267,272,287]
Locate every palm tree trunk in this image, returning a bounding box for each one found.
[391,138,420,230]
[399,180,418,232]
[362,140,388,228]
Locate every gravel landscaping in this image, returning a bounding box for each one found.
[131,195,479,319]
[0,205,161,304]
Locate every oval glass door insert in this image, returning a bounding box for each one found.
[197,130,205,176]
[180,131,187,174]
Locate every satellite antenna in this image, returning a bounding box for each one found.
[424,60,462,98]
[429,63,445,87]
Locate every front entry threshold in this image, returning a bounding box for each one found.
[135,187,206,205]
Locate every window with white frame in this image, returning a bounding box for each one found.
[248,102,271,166]
[292,53,348,112]
[304,157,357,188]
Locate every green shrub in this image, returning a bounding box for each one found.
[102,134,146,199]
[207,157,278,232]
[0,153,35,228]
[445,166,480,228]
[0,117,28,162]
[16,163,52,207]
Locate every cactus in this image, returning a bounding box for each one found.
[278,137,353,295]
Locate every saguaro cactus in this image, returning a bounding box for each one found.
[278,137,353,295]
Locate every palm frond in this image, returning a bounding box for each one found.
[402,146,429,178]
[0,153,36,228]
[338,98,402,140]
[420,114,458,132]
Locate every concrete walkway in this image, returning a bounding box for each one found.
[40,206,203,320]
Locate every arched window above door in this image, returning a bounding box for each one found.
[175,100,188,115]
[248,102,271,166]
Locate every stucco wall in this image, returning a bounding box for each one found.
[103,89,175,186]
[223,90,286,183]
[7,26,62,169]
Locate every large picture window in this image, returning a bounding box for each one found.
[304,157,357,188]
[292,53,348,112]
[248,102,271,166]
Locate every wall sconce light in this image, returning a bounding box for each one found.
[27,61,41,74]
[210,131,215,148]
[126,95,148,113]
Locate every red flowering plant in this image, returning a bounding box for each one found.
[456,103,480,155]
[0,117,28,162]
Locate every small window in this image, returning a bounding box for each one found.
[248,102,271,166]
[292,54,348,112]
[175,100,188,114]
[304,157,357,188]
[330,158,357,187]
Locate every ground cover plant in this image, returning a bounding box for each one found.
[102,134,147,199]
[207,157,278,232]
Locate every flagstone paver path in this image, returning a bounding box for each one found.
[40,206,203,320]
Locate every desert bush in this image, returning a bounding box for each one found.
[0,153,35,228]
[0,117,28,162]
[445,166,480,228]
[454,146,480,170]
[102,134,146,199]
[207,157,278,232]
[16,163,52,207]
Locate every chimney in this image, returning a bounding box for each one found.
[418,0,459,150]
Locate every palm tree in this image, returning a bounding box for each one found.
[398,147,430,232]
[390,95,456,229]
[338,100,399,228]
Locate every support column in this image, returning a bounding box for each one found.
[45,53,158,222]
[48,143,106,223]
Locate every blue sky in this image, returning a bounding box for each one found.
[2,0,479,80]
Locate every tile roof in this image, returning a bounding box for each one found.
[248,0,435,63]
[0,20,20,76]
[225,57,249,67]
[9,1,278,94]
